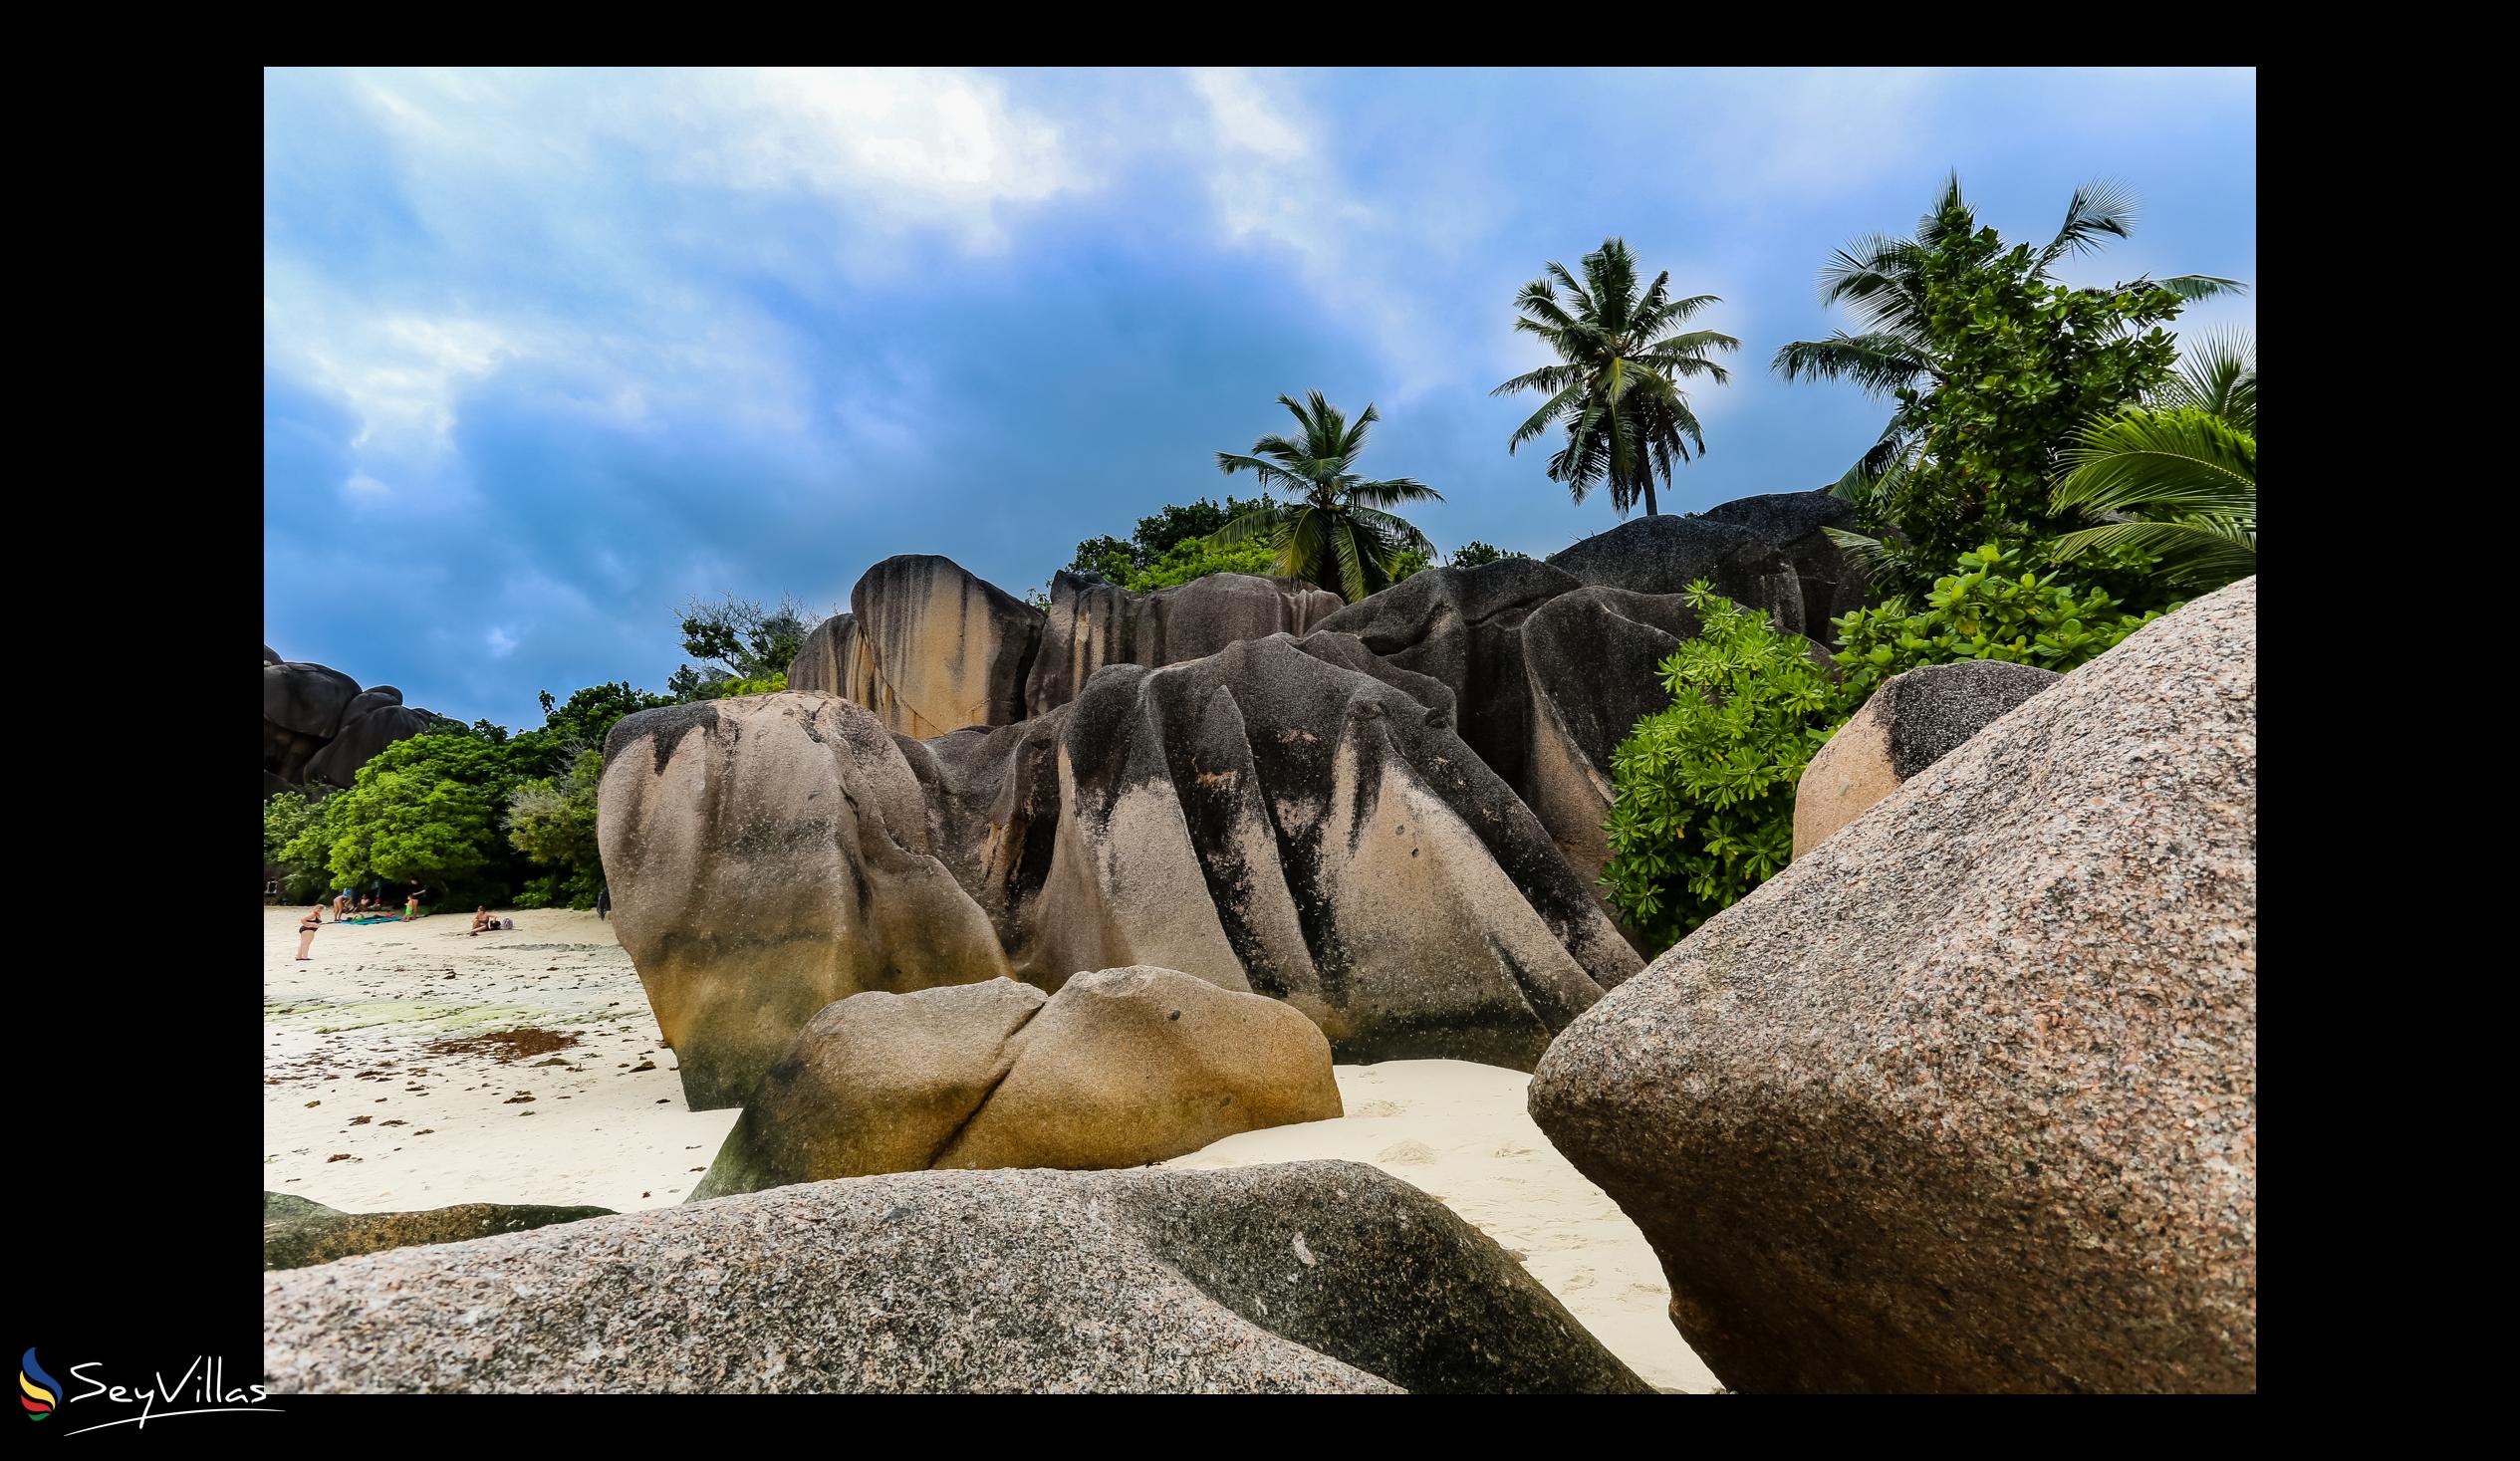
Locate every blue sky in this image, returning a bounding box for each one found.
[264,67,2256,728]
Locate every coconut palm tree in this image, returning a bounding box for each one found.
[2049,331,2257,592]
[1212,391,1442,602]
[1494,238,1739,518]
[1774,173,2245,495]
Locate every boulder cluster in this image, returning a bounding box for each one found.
[263,646,453,795]
[265,486,2256,1395]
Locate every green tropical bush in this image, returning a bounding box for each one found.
[264,789,337,901]
[1601,583,1848,949]
[1830,542,2169,702]
[1448,541,1526,568]
[508,748,606,908]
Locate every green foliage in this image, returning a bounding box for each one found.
[1448,541,1526,568]
[507,748,606,908]
[1602,584,1848,950]
[672,593,820,701]
[264,790,337,901]
[1215,391,1442,601]
[715,669,789,697]
[284,730,517,894]
[275,680,672,907]
[1774,174,2241,603]
[1495,238,1739,518]
[1830,542,2170,702]
[2049,405,2256,592]
[1126,535,1282,591]
[1063,497,1276,585]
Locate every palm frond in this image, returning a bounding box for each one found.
[2035,176,2139,274]
[2050,407,2256,519]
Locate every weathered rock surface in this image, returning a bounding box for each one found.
[1530,578,2258,1393]
[1793,659,2061,856]
[262,655,447,794]
[903,633,1641,1068]
[1025,570,1345,716]
[263,1192,612,1271]
[1545,490,1867,640]
[693,968,1340,1197]
[264,1161,1649,1394]
[599,693,1016,1108]
[264,660,363,739]
[786,611,863,698]
[607,633,1638,1083]
[846,554,1044,737]
[304,704,446,790]
[1697,488,1872,633]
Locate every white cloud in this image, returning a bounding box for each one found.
[485,626,518,657]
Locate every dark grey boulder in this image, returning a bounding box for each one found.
[1530,579,2258,1393]
[264,1162,1649,1393]
[1545,494,1874,641]
[263,643,283,665]
[1697,488,1872,633]
[263,1191,613,1271]
[303,704,440,789]
[263,661,363,739]
[1311,558,1583,799]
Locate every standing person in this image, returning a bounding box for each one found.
[596,884,611,920]
[400,889,423,922]
[295,904,323,961]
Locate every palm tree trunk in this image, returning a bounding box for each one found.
[1643,477,1659,516]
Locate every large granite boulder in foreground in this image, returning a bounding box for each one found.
[693,969,1340,1198]
[1025,570,1345,716]
[599,694,1016,1108]
[1792,659,2061,856]
[1531,578,2257,1393]
[265,1161,1651,1394]
[263,1192,612,1271]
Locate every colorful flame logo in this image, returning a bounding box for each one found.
[20,1348,59,1421]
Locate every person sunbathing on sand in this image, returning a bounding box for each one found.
[469,906,499,935]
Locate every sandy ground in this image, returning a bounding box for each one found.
[264,905,1712,1391]
[263,906,738,1212]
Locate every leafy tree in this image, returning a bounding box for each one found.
[283,730,518,899]
[1062,496,1278,586]
[1772,174,2242,600]
[715,669,789,697]
[673,593,822,700]
[1495,238,1739,519]
[508,748,606,908]
[1128,535,1282,591]
[1448,541,1526,568]
[1214,391,1443,602]
[264,790,337,901]
[538,681,677,749]
[1601,584,1846,950]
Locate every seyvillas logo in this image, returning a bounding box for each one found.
[19,1350,279,1436]
[20,1349,59,1420]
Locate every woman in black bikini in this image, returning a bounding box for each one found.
[295,904,324,961]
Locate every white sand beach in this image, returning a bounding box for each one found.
[264,905,1713,1391]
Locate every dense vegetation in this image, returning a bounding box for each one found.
[270,681,674,909]
[1601,585,1842,948]
[1601,175,2256,946]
